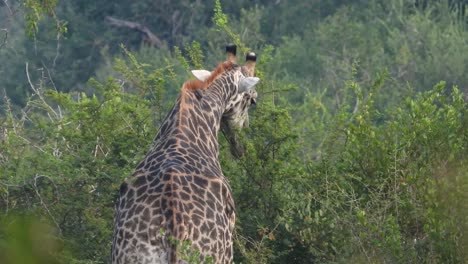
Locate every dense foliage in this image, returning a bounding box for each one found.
[1,0,467,263]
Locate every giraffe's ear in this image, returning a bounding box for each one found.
[191,70,212,81]
[238,77,260,93]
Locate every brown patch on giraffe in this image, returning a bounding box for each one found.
[178,61,234,129]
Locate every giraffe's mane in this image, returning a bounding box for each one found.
[177,61,234,128]
[183,61,234,91]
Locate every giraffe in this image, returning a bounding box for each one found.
[111,45,259,264]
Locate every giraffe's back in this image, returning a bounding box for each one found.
[111,159,235,264]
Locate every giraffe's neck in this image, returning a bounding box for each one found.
[151,73,236,160]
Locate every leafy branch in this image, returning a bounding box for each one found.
[212,0,248,54]
[24,0,67,38]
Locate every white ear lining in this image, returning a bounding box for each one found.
[238,77,260,93]
[191,70,212,81]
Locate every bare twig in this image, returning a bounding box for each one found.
[53,31,61,67]
[26,62,38,94]
[105,16,164,48]
[41,61,59,92]
[171,10,181,40]
[0,182,23,188]
[353,96,360,114]
[0,28,7,49]
[25,62,60,119]
[18,135,48,153]
[33,174,62,236]
[2,0,13,15]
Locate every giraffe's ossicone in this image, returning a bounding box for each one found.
[111,45,259,264]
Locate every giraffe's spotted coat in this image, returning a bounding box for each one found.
[111,60,258,264]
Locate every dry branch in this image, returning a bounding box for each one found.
[105,16,164,48]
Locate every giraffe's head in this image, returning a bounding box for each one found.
[191,45,259,157]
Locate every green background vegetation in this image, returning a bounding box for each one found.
[1,0,467,263]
